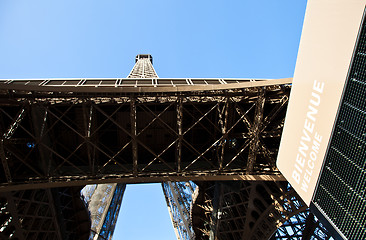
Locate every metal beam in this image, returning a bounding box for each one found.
[0,140,12,182]
[0,107,27,183]
[83,102,95,175]
[2,107,26,139]
[131,97,138,176]
[0,174,286,192]
[260,94,288,131]
[0,78,292,93]
[176,97,183,172]
[167,182,195,240]
[218,98,229,171]
[247,88,265,173]
[209,182,222,240]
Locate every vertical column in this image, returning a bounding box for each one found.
[209,182,222,240]
[218,98,229,171]
[0,140,11,183]
[247,88,265,173]
[176,97,183,173]
[83,103,95,175]
[130,97,138,176]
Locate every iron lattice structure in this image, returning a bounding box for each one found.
[0,57,291,192]
[189,181,333,240]
[81,183,126,240]
[161,180,334,240]
[127,54,159,78]
[0,54,334,239]
[271,210,332,240]
[162,181,197,240]
[0,187,90,239]
[78,55,153,240]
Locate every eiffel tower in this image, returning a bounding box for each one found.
[0,53,334,239]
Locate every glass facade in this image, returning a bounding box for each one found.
[312,9,366,240]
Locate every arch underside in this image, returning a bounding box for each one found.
[191,181,332,240]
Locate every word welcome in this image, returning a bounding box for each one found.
[292,80,324,193]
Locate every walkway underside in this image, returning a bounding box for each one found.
[0,79,290,191]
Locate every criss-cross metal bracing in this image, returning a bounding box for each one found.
[0,187,90,240]
[190,181,333,240]
[0,77,290,192]
[270,210,333,240]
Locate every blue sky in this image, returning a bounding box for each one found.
[0,0,307,239]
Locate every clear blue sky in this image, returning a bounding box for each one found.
[0,0,307,239]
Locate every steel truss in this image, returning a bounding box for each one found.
[162,181,197,240]
[190,181,334,240]
[0,187,90,240]
[271,210,333,240]
[1,55,316,240]
[191,181,305,240]
[127,54,159,78]
[81,183,126,240]
[0,80,290,191]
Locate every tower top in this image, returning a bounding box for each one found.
[127,54,158,78]
[135,54,153,64]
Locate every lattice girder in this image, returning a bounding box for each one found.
[0,83,290,191]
